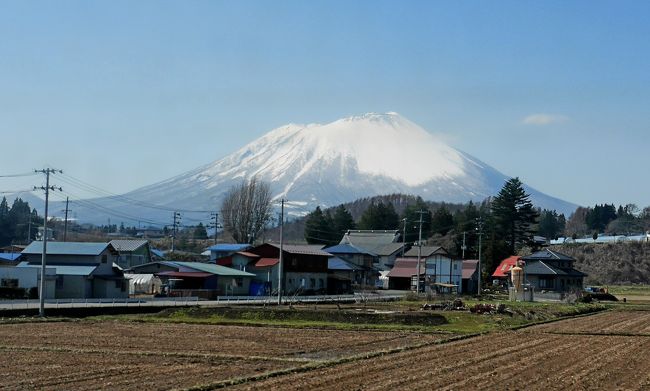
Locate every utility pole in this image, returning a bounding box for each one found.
[171,211,181,252]
[34,168,62,317]
[62,197,71,242]
[210,212,219,244]
[476,217,484,296]
[461,231,467,259]
[401,218,408,257]
[416,210,425,294]
[277,199,285,305]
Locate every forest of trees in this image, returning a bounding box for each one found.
[0,197,42,247]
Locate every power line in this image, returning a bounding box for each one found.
[0,172,38,178]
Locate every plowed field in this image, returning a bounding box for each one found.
[528,310,650,335]
[2,310,649,390]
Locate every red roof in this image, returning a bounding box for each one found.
[255,257,279,267]
[237,251,260,258]
[386,258,424,278]
[156,271,213,278]
[492,256,520,278]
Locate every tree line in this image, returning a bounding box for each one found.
[0,197,42,247]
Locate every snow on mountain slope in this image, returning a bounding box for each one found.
[56,112,578,224]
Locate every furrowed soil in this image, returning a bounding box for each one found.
[2,307,649,390]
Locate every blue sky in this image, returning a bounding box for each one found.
[1,1,649,209]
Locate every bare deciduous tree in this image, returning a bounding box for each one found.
[220,177,273,244]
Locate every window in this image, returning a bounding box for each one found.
[56,275,64,289]
[310,278,315,288]
[453,263,458,270]
[101,254,108,263]
[235,277,243,287]
[0,279,18,288]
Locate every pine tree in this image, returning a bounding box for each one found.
[401,198,432,243]
[304,207,335,245]
[431,206,453,236]
[358,202,399,230]
[330,205,355,241]
[491,177,539,254]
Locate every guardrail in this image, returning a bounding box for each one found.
[0,293,403,310]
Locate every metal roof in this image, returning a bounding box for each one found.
[266,243,331,256]
[17,262,97,276]
[522,249,575,262]
[156,271,213,278]
[255,258,279,267]
[22,241,112,256]
[372,243,406,256]
[492,256,521,278]
[386,258,424,278]
[168,261,255,277]
[404,246,448,258]
[328,257,361,271]
[207,244,252,252]
[462,260,479,279]
[324,243,377,257]
[110,240,149,252]
[0,253,22,262]
[340,230,400,248]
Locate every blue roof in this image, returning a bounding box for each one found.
[324,243,377,257]
[151,249,165,258]
[22,241,112,256]
[17,261,97,276]
[0,253,22,262]
[328,257,360,271]
[207,244,251,252]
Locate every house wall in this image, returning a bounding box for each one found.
[23,250,117,275]
[91,278,128,298]
[424,255,463,293]
[116,246,151,269]
[0,267,56,299]
[216,276,251,295]
[250,266,278,290]
[56,275,91,299]
[285,272,327,293]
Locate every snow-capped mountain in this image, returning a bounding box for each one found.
[58,112,577,225]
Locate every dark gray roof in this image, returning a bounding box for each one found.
[404,246,448,258]
[522,249,575,262]
[324,243,377,257]
[516,260,587,277]
[266,243,331,257]
[373,243,406,256]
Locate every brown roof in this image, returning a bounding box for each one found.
[386,258,425,278]
[462,260,479,279]
[255,258,279,267]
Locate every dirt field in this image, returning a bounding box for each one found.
[529,310,650,335]
[0,321,449,390]
[2,309,650,390]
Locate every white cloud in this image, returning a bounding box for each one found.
[522,113,569,126]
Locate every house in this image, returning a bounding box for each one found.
[127,261,255,297]
[462,260,479,294]
[0,264,56,299]
[19,241,128,299]
[323,243,379,289]
[0,245,26,253]
[248,243,330,295]
[110,239,153,269]
[404,246,462,293]
[492,256,521,286]
[518,249,587,292]
[339,230,406,270]
[207,243,252,262]
[386,258,424,290]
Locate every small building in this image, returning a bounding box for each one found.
[19,241,128,299]
[492,256,521,286]
[462,260,479,295]
[404,246,462,293]
[0,265,56,299]
[0,253,23,266]
[339,230,406,270]
[110,240,154,269]
[248,243,330,295]
[386,258,423,290]
[127,261,255,297]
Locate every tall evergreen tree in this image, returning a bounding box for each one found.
[431,206,453,236]
[330,205,355,241]
[491,177,539,254]
[358,202,400,230]
[401,198,431,243]
[304,207,335,245]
